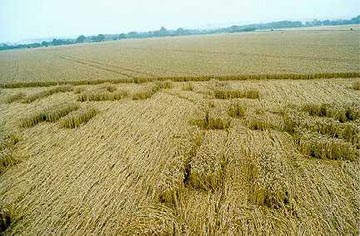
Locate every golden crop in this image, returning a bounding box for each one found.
[0,27,359,235]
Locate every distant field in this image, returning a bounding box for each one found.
[0,26,359,235]
[0,27,359,86]
[281,24,360,31]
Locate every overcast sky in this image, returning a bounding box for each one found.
[0,0,358,43]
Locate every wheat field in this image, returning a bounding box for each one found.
[0,28,359,235]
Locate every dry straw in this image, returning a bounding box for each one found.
[103,85,117,92]
[59,107,98,128]
[228,102,247,118]
[245,117,277,131]
[0,31,359,235]
[191,111,230,130]
[73,87,85,94]
[0,205,16,234]
[0,130,20,174]
[296,132,358,161]
[182,82,194,91]
[154,81,173,89]
[22,86,73,103]
[4,92,26,103]
[132,90,157,100]
[132,83,168,100]
[299,120,359,147]
[352,81,360,90]
[302,103,359,123]
[2,72,359,89]
[247,150,291,210]
[78,90,128,102]
[214,89,259,99]
[20,103,80,128]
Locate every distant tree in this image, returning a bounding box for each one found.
[175,27,185,35]
[229,25,239,33]
[242,27,256,32]
[76,35,86,43]
[51,38,57,44]
[27,43,41,48]
[118,33,127,39]
[322,20,331,25]
[228,25,256,33]
[50,38,73,46]
[91,34,105,42]
[0,44,10,50]
[264,21,303,29]
[157,26,168,36]
[51,38,64,46]
[350,15,360,24]
[306,19,321,27]
[97,34,105,41]
[127,31,139,38]
[52,39,60,45]
[41,41,49,47]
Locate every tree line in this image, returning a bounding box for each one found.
[1,15,359,51]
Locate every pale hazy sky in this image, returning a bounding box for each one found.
[0,0,358,43]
